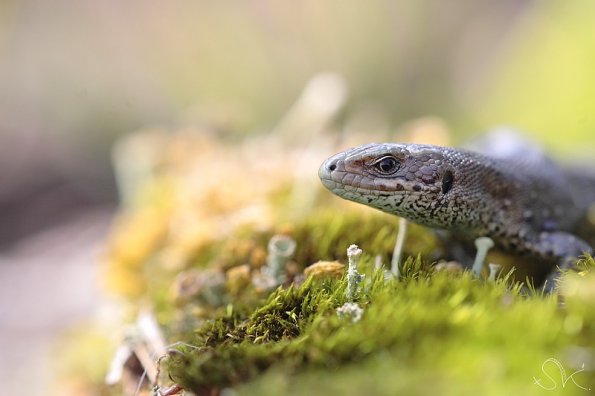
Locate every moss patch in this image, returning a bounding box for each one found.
[165,256,595,395]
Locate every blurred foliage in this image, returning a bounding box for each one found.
[1,0,594,199]
[2,0,594,148]
[476,0,595,153]
[55,326,115,396]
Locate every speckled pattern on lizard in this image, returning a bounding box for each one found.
[318,136,595,288]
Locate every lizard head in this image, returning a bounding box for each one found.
[318,143,457,227]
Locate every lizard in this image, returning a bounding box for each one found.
[318,135,595,289]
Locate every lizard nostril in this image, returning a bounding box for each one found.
[324,158,338,172]
[319,158,340,180]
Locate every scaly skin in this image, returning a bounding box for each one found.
[318,142,594,282]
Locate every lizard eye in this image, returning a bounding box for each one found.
[373,156,400,174]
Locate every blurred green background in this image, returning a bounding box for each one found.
[1,0,595,243]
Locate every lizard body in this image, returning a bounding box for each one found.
[318,140,594,282]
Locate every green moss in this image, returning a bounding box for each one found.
[149,208,437,325]
[165,257,595,395]
[289,209,438,265]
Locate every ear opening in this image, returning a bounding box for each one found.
[442,170,454,194]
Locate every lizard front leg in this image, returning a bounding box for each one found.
[524,231,592,292]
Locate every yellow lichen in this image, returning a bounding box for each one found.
[304,260,345,279]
